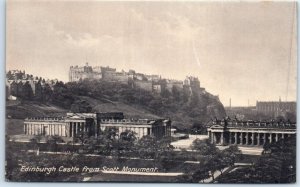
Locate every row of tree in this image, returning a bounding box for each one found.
[215,136,296,183]
[176,139,242,182]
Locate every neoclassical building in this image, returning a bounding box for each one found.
[207,118,296,146]
[24,112,171,140]
[100,119,171,139]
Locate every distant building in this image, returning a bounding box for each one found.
[69,63,102,82]
[207,118,296,146]
[256,99,296,117]
[165,80,183,92]
[100,118,171,139]
[183,76,201,96]
[67,64,219,98]
[6,70,57,99]
[24,112,171,140]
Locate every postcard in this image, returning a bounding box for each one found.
[5,0,297,183]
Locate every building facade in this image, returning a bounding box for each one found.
[69,63,102,82]
[6,70,58,99]
[256,100,296,117]
[207,118,296,146]
[24,117,67,136]
[67,64,219,99]
[24,112,171,140]
[100,119,171,139]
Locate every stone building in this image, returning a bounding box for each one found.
[165,80,183,92]
[100,119,171,139]
[133,80,153,92]
[6,70,58,99]
[207,118,296,146]
[69,63,102,82]
[67,64,221,100]
[256,100,296,117]
[183,76,201,96]
[24,117,67,137]
[23,112,171,140]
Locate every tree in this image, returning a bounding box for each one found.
[191,138,218,156]
[29,135,42,151]
[46,135,64,153]
[119,130,137,151]
[192,167,211,183]
[217,136,296,183]
[221,145,242,167]
[171,86,181,100]
[21,82,34,100]
[136,135,174,161]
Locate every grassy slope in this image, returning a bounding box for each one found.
[6,101,68,119]
[79,96,160,119]
[6,119,24,135]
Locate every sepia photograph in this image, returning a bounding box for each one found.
[5,0,297,183]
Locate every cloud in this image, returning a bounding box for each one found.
[6,1,297,106]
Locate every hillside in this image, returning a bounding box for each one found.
[6,79,226,130]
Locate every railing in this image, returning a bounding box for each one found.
[213,121,296,129]
[100,119,152,124]
[25,117,64,122]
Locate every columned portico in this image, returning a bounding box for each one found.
[207,119,296,146]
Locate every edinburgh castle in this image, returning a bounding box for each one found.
[69,63,212,98]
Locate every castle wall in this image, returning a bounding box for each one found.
[134,80,153,92]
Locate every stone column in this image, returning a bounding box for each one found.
[234,132,238,145]
[220,132,224,145]
[229,132,232,144]
[48,124,50,136]
[240,133,243,145]
[282,133,285,139]
[275,133,279,142]
[24,124,26,134]
[245,132,249,145]
[269,134,272,144]
[95,123,98,137]
[263,133,266,144]
[251,133,255,146]
[210,132,214,143]
[70,123,73,137]
[257,133,260,146]
[75,123,78,136]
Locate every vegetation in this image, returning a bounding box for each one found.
[7,77,225,130]
[216,136,296,183]
[176,139,242,183]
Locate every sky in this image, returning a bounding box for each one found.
[6,0,297,107]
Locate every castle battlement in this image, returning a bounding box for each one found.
[67,64,220,97]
